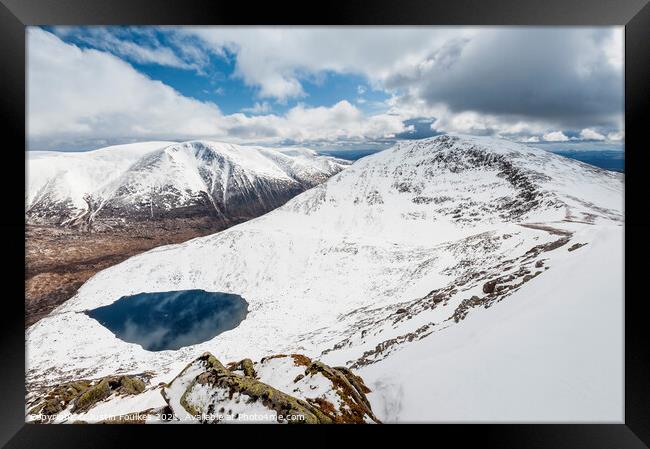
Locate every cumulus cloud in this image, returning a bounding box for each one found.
[580,128,606,141]
[241,101,272,114]
[543,131,570,142]
[52,26,208,71]
[187,27,623,142]
[176,27,473,100]
[607,131,624,141]
[28,28,227,149]
[225,101,406,143]
[27,29,408,150]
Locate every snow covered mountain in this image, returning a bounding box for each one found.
[27,134,624,422]
[27,141,349,229]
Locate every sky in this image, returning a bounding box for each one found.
[27,26,624,152]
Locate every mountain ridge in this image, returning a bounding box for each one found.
[27,140,349,230]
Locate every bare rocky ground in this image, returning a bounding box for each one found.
[25,218,239,327]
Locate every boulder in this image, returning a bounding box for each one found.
[482,279,498,294]
[568,242,587,252]
[28,375,148,419]
[163,352,379,424]
[71,379,112,413]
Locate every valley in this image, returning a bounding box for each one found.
[26,221,227,327]
[25,141,348,326]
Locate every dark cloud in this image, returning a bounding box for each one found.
[386,28,623,130]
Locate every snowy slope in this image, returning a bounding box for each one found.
[26,140,349,226]
[26,134,623,422]
[27,142,174,215]
[361,223,623,422]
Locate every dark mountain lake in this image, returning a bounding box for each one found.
[85,290,249,351]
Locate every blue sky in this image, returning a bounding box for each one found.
[43,26,392,117]
[28,26,624,152]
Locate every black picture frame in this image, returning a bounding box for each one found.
[2,0,648,446]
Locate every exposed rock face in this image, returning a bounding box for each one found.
[27,375,147,419]
[164,353,379,424]
[482,279,498,294]
[26,353,378,424]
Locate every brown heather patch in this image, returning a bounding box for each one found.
[26,220,229,327]
[259,354,289,363]
[290,354,312,367]
[305,362,380,423]
[308,397,337,416]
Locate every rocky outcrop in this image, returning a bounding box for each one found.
[28,375,147,420]
[164,352,379,424]
[568,242,588,252]
[27,353,378,424]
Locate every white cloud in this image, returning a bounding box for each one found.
[53,26,206,71]
[28,28,227,148]
[180,27,473,100]
[543,131,570,142]
[607,131,624,141]
[225,101,407,143]
[602,28,624,70]
[27,29,409,150]
[387,99,550,139]
[177,27,623,135]
[29,27,625,150]
[579,128,606,141]
[241,102,272,114]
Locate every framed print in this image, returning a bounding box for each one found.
[1,0,649,446]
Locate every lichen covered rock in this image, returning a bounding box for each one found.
[163,352,379,423]
[28,380,91,416]
[27,353,378,424]
[27,375,149,421]
[72,378,112,413]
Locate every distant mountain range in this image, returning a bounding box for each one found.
[549,149,624,172]
[318,146,625,172]
[27,141,349,231]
